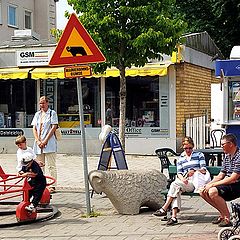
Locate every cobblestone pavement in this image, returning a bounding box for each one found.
[0,154,227,239]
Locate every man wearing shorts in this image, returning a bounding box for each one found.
[200,133,240,227]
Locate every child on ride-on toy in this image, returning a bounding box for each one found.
[18,152,46,212]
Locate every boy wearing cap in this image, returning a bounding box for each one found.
[19,152,47,212]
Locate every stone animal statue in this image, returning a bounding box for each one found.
[66,46,87,56]
[89,169,167,215]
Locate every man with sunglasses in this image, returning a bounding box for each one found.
[200,133,240,227]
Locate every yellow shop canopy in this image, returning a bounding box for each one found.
[0,67,32,79]
[31,62,172,79]
[0,62,172,80]
[92,62,172,78]
[31,67,65,79]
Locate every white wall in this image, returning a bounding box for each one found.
[211,83,223,129]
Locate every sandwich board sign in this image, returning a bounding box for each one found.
[49,13,106,66]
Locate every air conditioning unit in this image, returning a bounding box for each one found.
[11,29,40,41]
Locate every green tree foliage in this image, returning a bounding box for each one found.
[51,28,63,41]
[176,0,240,57]
[67,0,187,149]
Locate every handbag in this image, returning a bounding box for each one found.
[189,170,211,193]
[55,126,62,141]
[50,110,62,141]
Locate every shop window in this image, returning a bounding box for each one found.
[24,10,32,29]
[8,5,17,27]
[58,78,101,127]
[105,76,167,128]
[229,81,240,121]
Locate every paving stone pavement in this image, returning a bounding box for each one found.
[0,153,229,239]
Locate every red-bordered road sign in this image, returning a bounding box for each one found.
[49,13,106,66]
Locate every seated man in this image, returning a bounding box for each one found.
[200,133,240,227]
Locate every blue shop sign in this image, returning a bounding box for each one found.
[215,59,240,77]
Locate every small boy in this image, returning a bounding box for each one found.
[15,135,44,173]
[18,152,47,212]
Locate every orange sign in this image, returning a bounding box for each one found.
[49,13,106,66]
[64,65,92,78]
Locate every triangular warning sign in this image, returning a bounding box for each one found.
[49,13,106,66]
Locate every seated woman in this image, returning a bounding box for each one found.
[153,136,209,225]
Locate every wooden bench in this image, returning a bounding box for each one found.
[161,165,222,198]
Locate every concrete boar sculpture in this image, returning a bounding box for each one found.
[89,169,167,215]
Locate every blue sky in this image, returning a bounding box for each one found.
[56,0,75,30]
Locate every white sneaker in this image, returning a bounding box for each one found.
[25,204,36,212]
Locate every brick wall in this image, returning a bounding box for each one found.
[175,62,219,139]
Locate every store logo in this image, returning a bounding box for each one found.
[0,129,24,137]
[236,65,240,71]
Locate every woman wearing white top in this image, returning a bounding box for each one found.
[31,96,58,193]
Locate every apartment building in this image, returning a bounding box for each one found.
[0,0,58,41]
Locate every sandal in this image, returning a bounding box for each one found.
[212,216,223,224]
[49,187,56,194]
[166,217,178,226]
[153,208,167,217]
[218,218,232,227]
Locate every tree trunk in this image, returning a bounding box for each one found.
[119,66,126,151]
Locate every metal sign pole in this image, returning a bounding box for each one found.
[76,77,91,215]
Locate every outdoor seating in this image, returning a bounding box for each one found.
[208,129,225,165]
[210,129,225,148]
[155,148,179,173]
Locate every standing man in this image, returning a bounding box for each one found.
[200,133,240,227]
[31,96,58,193]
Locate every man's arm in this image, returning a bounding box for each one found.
[210,172,240,187]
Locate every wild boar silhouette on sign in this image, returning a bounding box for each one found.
[66,46,87,56]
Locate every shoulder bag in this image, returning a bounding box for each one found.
[50,110,62,141]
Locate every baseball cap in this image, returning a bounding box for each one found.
[21,152,34,165]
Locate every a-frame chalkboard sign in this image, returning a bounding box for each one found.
[91,132,128,198]
[97,132,128,171]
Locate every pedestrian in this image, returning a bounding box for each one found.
[153,136,209,225]
[31,96,58,193]
[18,152,46,212]
[15,135,44,173]
[200,133,240,227]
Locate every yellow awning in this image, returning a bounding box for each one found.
[0,62,172,80]
[92,62,172,78]
[0,68,32,79]
[31,67,65,79]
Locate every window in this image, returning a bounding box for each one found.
[229,81,240,121]
[24,10,31,29]
[8,5,17,27]
[106,76,161,127]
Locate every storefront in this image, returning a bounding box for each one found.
[0,32,220,154]
[0,41,176,154]
[215,50,240,146]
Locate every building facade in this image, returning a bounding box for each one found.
[0,0,58,41]
[0,18,223,155]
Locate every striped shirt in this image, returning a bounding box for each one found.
[221,148,240,177]
[177,151,206,176]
